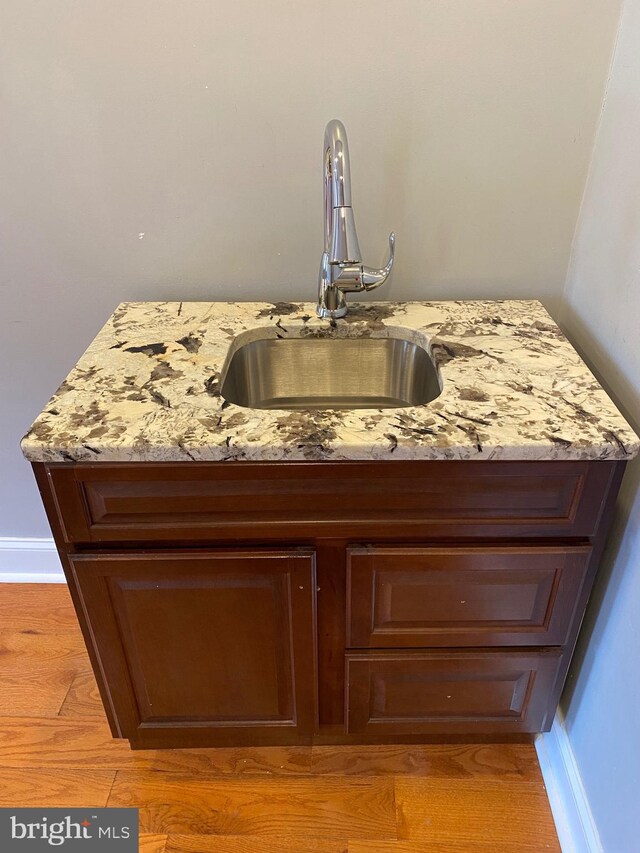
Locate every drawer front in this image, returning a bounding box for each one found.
[47,460,613,543]
[347,545,592,648]
[345,649,562,735]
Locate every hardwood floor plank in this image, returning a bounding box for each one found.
[0,667,78,716]
[310,743,540,779]
[0,717,311,774]
[395,777,559,849]
[0,584,79,634]
[59,668,106,718]
[107,773,397,839]
[348,842,556,852]
[140,835,168,853]
[165,836,348,853]
[0,630,85,662]
[0,584,87,716]
[0,768,116,807]
[0,717,133,769]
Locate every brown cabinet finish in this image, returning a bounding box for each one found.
[46,459,613,543]
[347,545,592,648]
[345,649,563,735]
[33,458,625,748]
[67,550,317,748]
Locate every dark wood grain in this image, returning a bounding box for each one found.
[45,459,614,543]
[539,459,627,728]
[345,649,563,735]
[315,540,347,727]
[32,463,123,736]
[68,550,317,747]
[30,457,626,747]
[347,544,591,648]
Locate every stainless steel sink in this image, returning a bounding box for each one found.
[220,335,441,410]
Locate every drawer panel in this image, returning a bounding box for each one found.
[347,545,592,647]
[345,649,562,735]
[46,460,613,543]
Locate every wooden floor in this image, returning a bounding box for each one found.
[0,584,560,852]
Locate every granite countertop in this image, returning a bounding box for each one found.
[21,300,639,464]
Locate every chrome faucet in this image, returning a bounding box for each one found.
[317,119,395,318]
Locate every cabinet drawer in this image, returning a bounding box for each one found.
[347,545,592,648]
[345,649,562,735]
[46,460,614,543]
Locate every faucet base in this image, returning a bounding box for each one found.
[316,304,348,320]
[317,255,349,318]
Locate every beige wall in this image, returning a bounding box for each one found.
[1,0,622,536]
[558,0,640,848]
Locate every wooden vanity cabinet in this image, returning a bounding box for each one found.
[33,458,624,748]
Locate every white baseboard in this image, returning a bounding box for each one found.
[536,711,602,853]
[0,537,64,583]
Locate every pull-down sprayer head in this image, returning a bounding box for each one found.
[323,119,362,264]
[317,119,395,319]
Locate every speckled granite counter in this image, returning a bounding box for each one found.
[21,300,639,463]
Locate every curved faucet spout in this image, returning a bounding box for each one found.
[317,120,395,318]
[323,119,361,264]
[324,120,352,214]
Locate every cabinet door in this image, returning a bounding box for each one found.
[69,550,317,748]
[347,545,591,647]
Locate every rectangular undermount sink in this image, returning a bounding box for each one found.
[220,335,441,410]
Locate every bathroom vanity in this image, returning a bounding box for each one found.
[22,300,638,749]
